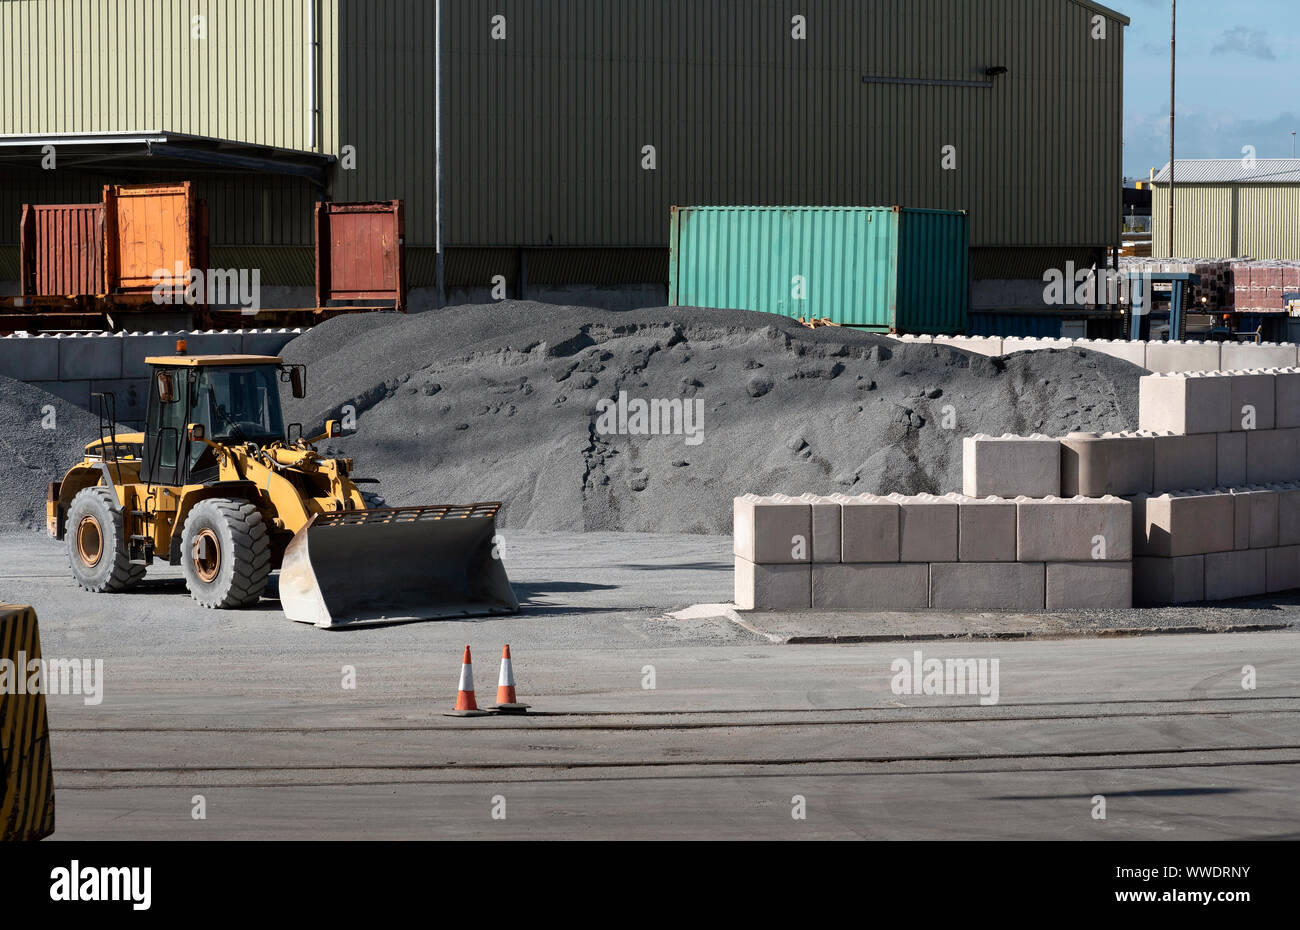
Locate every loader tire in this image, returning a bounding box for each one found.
[180,499,271,609]
[67,486,146,593]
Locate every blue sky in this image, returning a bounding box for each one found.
[1119,0,1300,178]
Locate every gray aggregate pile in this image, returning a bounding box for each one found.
[0,376,102,531]
[281,302,1143,534]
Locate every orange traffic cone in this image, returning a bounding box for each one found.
[494,644,531,714]
[445,646,491,717]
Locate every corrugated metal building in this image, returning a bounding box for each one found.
[1,0,1128,300]
[1151,159,1300,261]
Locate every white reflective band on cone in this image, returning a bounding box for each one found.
[459,663,474,693]
[499,657,515,687]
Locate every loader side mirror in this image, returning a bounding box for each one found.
[326,419,341,438]
[188,423,206,442]
[157,371,178,404]
[290,367,305,399]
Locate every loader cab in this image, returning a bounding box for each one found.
[142,355,290,486]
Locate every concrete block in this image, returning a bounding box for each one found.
[1130,491,1234,557]
[793,494,841,563]
[0,335,60,381]
[1046,562,1133,609]
[1016,495,1131,561]
[1133,555,1205,605]
[88,378,150,427]
[1216,431,1247,487]
[1273,368,1300,429]
[1059,431,1153,497]
[1266,546,1300,593]
[1204,549,1267,601]
[57,333,123,380]
[962,433,1060,499]
[888,493,958,563]
[38,379,91,411]
[122,330,244,378]
[1226,371,1276,431]
[1220,342,1297,370]
[933,335,1003,357]
[1229,487,1279,550]
[240,329,301,357]
[733,495,811,565]
[811,563,928,609]
[1150,432,1218,491]
[1276,483,1300,546]
[1246,429,1300,484]
[734,557,811,610]
[948,493,1017,562]
[929,562,1045,610]
[1144,340,1221,374]
[1077,339,1147,368]
[1002,336,1074,354]
[835,494,900,563]
[1137,372,1231,434]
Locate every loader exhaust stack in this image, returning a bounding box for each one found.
[278,503,519,628]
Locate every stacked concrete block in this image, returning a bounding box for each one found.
[733,495,812,610]
[888,493,958,563]
[1266,546,1300,593]
[0,334,60,381]
[1138,372,1232,434]
[1134,555,1205,605]
[1216,432,1247,487]
[835,493,900,563]
[1276,484,1300,545]
[792,494,842,563]
[1129,491,1234,557]
[947,494,1017,562]
[1016,496,1131,563]
[962,434,1060,499]
[931,335,1004,357]
[1075,339,1147,368]
[929,562,1046,610]
[1229,487,1279,551]
[1220,342,1298,371]
[1149,432,1219,495]
[812,563,930,609]
[1273,368,1300,429]
[1245,429,1300,484]
[1001,336,1075,355]
[1059,432,1153,497]
[1204,549,1267,601]
[1144,340,1221,374]
[1226,371,1276,430]
[1046,562,1133,609]
[57,332,124,381]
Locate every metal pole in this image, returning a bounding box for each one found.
[1168,0,1175,258]
[435,0,445,308]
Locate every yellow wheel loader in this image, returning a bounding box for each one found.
[47,345,518,628]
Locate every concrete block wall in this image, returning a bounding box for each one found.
[892,334,1300,374]
[0,329,302,427]
[734,493,1132,611]
[1130,483,1300,604]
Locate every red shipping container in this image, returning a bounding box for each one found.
[19,203,104,297]
[314,200,407,311]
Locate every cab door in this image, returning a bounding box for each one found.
[141,367,191,486]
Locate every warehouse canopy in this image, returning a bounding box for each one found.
[1152,159,1300,185]
[0,130,334,186]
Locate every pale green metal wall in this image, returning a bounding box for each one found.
[3,0,1125,258]
[1152,184,1300,260]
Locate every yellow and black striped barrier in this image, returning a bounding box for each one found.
[0,603,55,841]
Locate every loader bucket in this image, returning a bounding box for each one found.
[278,503,519,628]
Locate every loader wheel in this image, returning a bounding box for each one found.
[180,499,271,609]
[67,487,146,593]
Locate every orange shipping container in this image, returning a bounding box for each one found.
[103,182,208,301]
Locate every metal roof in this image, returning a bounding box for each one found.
[1151,159,1300,185]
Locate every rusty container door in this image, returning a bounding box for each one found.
[103,182,201,299]
[315,201,407,311]
[19,203,105,297]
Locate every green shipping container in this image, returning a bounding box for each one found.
[668,206,969,334]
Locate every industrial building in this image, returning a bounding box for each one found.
[1151,159,1300,261]
[1,0,1127,316]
